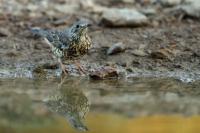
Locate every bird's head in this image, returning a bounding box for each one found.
[70,20,91,37]
[68,117,88,131]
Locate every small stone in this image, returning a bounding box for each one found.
[5,50,20,57]
[117,61,128,67]
[132,60,140,66]
[107,42,126,55]
[26,4,38,12]
[115,0,135,4]
[80,0,95,10]
[52,17,69,26]
[131,49,147,57]
[42,63,58,69]
[101,8,148,27]
[89,66,118,80]
[151,48,174,60]
[57,0,66,4]
[80,0,108,13]
[54,4,79,14]
[159,0,182,6]
[123,0,135,3]
[177,0,200,18]
[140,8,157,16]
[126,67,134,72]
[0,28,11,37]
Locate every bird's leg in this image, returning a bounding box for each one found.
[74,60,86,75]
[58,75,67,89]
[58,58,68,76]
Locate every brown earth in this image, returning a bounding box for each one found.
[0,0,200,80]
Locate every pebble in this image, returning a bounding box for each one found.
[89,66,118,80]
[159,0,182,6]
[177,0,200,18]
[131,49,147,57]
[107,42,126,55]
[101,8,148,27]
[0,28,11,37]
[150,48,173,60]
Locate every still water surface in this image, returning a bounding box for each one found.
[0,77,200,133]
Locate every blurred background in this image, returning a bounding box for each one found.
[1,0,200,133]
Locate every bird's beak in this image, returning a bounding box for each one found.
[81,23,91,28]
[86,23,92,27]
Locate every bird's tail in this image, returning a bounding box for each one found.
[30,27,48,37]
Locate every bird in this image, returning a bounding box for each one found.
[31,20,92,75]
[44,78,90,131]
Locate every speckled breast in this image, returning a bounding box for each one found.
[64,34,91,60]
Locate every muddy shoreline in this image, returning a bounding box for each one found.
[0,0,200,82]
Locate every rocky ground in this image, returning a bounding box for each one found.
[0,0,200,81]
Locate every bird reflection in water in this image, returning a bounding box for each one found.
[44,77,90,131]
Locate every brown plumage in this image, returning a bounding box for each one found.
[31,20,92,75]
[66,31,91,60]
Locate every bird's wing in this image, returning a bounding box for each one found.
[45,31,64,49]
[31,28,70,49]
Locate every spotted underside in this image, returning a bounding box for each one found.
[65,34,91,60]
[45,32,91,61]
[35,20,92,64]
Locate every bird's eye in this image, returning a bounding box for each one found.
[76,24,80,28]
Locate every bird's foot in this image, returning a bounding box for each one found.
[75,61,87,75]
[60,62,68,76]
[62,66,68,76]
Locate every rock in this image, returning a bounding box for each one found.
[89,66,118,80]
[41,63,58,69]
[52,17,69,26]
[5,51,19,57]
[141,0,154,4]
[54,4,79,14]
[56,0,67,4]
[159,0,182,6]
[151,48,174,60]
[140,8,157,16]
[126,67,134,72]
[115,0,135,4]
[177,0,200,18]
[0,28,11,37]
[26,4,38,12]
[151,44,179,61]
[107,42,126,55]
[101,8,148,27]
[131,49,147,57]
[117,61,128,67]
[80,0,108,13]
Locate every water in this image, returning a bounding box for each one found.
[0,77,200,133]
